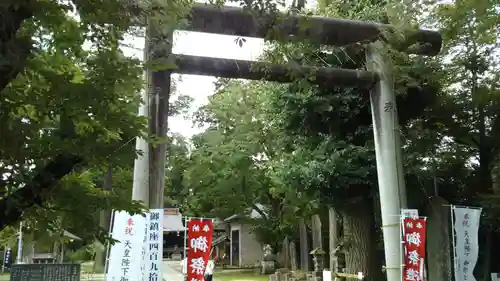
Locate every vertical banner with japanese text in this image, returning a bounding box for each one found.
[140,215,148,281]
[106,211,146,281]
[186,219,214,281]
[400,209,420,281]
[402,218,426,281]
[452,206,481,281]
[144,209,164,281]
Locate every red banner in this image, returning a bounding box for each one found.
[187,219,214,281]
[402,218,427,281]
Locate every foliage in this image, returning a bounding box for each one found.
[263,2,442,210]
[181,80,310,248]
[0,0,197,241]
[428,0,500,203]
[164,132,191,208]
[0,0,149,236]
[0,226,18,247]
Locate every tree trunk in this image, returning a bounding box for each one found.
[341,199,380,281]
[93,166,113,273]
[0,2,34,91]
[311,214,323,250]
[480,228,492,281]
[282,237,290,269]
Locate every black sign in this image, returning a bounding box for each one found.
[10,263,80,281]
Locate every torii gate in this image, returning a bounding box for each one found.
[131,4,442,281]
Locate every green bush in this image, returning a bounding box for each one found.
[68,247,92,262]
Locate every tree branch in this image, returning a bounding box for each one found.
[0,1,34,43]
[0,36,32,91]
[0,1,35,91]
[0,154,82,230]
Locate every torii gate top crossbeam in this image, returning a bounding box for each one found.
[183,4,442,56]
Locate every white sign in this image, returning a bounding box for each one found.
[143,209,164,281]
[401,209,419,219]
[491,273,500,281]
[107,211,146,281]
[452,206,481,281]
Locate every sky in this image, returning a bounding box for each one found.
[121,0,316,139]
[122,31,265,139]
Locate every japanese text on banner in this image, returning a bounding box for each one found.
[106,211,145,281]
[452,207,481,281]
[144,209,164,281]
[141,214,148,281]
[402,218,426,281]
[186,219,213,281]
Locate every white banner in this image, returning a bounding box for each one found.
[106,211,146,281]
[452,206,481,281]
[143,209,164,281]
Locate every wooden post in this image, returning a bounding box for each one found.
[173,54,377,88]
[290,242,298,271]
[299,218,310,271]
[311,214,323,250]
[147,2,173,209]
[283,237,290,269]
[94,166,112,272]
[184,4,442,56]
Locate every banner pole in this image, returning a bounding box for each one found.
[450,205,457,281]
[184,217,188,260]
[104,210,116,279]
[424,218,427,281]
[400,213,403,281]
[2,245,6,272]
[443,204,482,210]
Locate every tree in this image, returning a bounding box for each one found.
[182,80,310,251]
[423,0,500,277]
[164,133,191,208]
[0,0,147,232]
[0,0,199,231]
[0,1,35,91]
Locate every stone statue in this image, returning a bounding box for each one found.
[261,244,276,274]
[263,244,275,261]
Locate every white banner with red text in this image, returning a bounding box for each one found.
[106,211,146,281]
